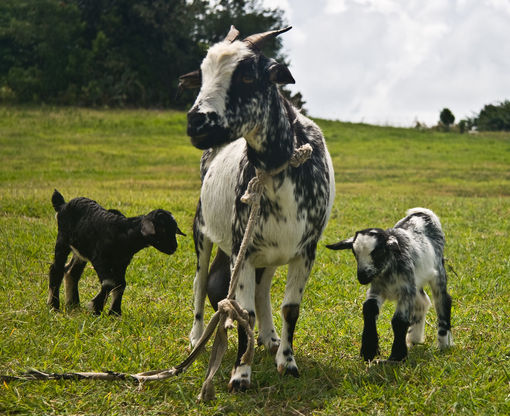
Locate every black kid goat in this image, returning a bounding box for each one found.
[48,189,185,315]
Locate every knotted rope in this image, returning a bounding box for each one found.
[0,143,313,402]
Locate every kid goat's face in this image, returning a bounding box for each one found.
[327,228,390,285]
[142,210,185,255]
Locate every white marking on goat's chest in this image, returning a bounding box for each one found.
[250,175,306,267]
[201,140,244,250]
[200,139,306,266]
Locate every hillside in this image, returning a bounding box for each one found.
[0,107,509,415]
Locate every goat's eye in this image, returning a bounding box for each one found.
[241,75,255,84]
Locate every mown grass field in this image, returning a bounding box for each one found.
[0,106,509,415]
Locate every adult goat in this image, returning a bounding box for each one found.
[179,26,335,391]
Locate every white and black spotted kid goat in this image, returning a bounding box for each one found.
[327,208,453,362]
[48,189,185,315]
[178,26,335,391]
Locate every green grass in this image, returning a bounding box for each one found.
[0,106,509,415]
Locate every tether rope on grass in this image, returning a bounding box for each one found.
[0,144,313,402]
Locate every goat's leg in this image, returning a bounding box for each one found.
[430,267,453,349]
[190,230,213,347]
[88,263,117,315]
[109,274,127,316]
[47,240,70,310]
[406,289,431,347]
[361,292,383,361]
[275,255,313,377]
[206,248,230,311]
[228,261,256,392]
[64,256,86,309]
[255,266,279,354]
[388,294,414,361]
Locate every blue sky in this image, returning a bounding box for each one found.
[262,0,510,126]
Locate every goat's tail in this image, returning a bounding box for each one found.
[51,189,66,212]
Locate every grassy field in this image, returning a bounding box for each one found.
[0,106,509,415]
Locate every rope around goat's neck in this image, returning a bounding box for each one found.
[0,143,314,402]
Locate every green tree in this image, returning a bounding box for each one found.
[0,0,84,102]
[193,0,286,58]
[0,0,291,106]
[439,108,455,130]
[476,100,510,131]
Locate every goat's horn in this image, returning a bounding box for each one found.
[224,25,240,43]
[243,26,292,52]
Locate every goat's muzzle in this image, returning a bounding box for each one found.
[357,268,374,285]
[187,110,230,149]
[187,111,207,136]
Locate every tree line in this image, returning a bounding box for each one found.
[0,0,290,108]
[436,101,510,133]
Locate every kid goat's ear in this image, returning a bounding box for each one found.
[141,217,156,237]
[326,237,354,250]
[387,235,399,248]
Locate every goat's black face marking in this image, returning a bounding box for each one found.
[351,229,389,284]
[187,109,231,149]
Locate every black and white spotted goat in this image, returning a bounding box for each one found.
[327,208,453,362]
[48,189,185,315]
[179,26,335,391]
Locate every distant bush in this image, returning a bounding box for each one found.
[439,108,455,131]
[458,119,467,134]
[476,100,510,131]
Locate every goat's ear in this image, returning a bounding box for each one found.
[176,226,186,237]
[268,63,295,85]
[141,218,156,237]
[176,69,201,98]
[387,235,399,249]
[326,237,354,250]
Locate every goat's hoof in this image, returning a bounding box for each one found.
[361,353,379,362]
[47,299,60,311]
[189,324,204,349]
[228,364,251,392]
[65,302,80,312]
[284,366,300,378]
[257,335,280,355]
[277,362,299,377]
[361,347,380,362]
[86,302,102,315]
[227,378,250,392]
[385,356,406,363]
[438,330,454,349]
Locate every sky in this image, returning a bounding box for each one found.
[261,0,510,126]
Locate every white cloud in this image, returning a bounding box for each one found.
[325,0,347,14]
[486,0,510,17]
[262,0,510,125]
